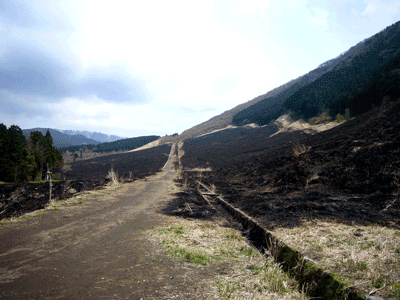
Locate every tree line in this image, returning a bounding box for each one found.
[60,135,160,154]
[0,124,63,183]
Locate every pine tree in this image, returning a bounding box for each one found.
[345,108,351,121]
[0,125,63,182]
[7,125,30,182]
[43,129,56,169]
[0,123,11,182]
[27,130,63,180]
[28,131,45,180]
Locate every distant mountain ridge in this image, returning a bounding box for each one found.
[22,128,100,148]
[59,130,125,143]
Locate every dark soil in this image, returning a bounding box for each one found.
[182,100,400,230]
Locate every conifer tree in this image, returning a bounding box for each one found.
[28,131,45,180]
[0,123,11,182]
[7,125,30,182]
[0,126,64,182]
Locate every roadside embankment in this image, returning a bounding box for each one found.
[0,179,107,220]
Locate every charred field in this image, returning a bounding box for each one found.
[65,143,172,181]
[180,100,400,299]
[1,144,172,221]
[181,101,400,229]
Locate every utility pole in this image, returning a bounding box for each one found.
[47,167,52,203]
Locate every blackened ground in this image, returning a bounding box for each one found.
[66,144,172,180]
[160,177,217,220]
[180,124,308,169]
[1,144,172,220]
[0,180,105,220]
[183,100,400,230]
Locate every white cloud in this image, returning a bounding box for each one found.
[3,0,400,138]
[286,0,308,13]
[79,0,278,108]
[309,7,330,28]
[361,2,379,15]
[361,1,400,18]
[230,0,271,15]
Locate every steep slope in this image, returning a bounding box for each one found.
[22,128,100,148]
[179,58,342,139]
[179,21,400,141]
[234,21,400,125]
[179,78,307,140]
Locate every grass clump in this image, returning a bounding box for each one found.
[215,280,238,299]
[49,194,86,210]
[108,165,119,186]
[293,142,311,157]
[168,246,214,265]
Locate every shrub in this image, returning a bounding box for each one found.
[336,113,345,122]
[308,112,332,125]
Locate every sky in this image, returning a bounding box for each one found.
[1,0,399,138]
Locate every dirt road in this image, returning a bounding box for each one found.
[0,168,200,299]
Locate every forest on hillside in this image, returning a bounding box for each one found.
[231,21,400,127]
[284,54,400,121]
[60,135,160,155]
[0,124,63,183]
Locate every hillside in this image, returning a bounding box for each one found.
[179,79,306,140]
[234,21,400,125]
[22,128,100,148]
[179,21,400,140]
[215,99,400,201]
[179,98,400,300]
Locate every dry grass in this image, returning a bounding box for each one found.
[186,167,213,172]
[108,165,119,186]
[272,220,400,299]
[293,143,311,157]
[177,170,189,191]
[149,218,308,299]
